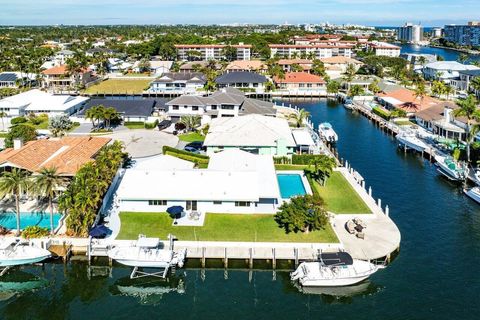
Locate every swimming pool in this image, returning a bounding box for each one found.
[0,212,62,230]
[276,174,307,199]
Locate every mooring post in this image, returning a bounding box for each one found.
[249,248,253,269]
[294,248,299,268]
[272,248,276,270]
[202,247,206,268]
[385,205,390,216]
[369,186,372,197]
[378,198,382,209]
[224,247,228,269]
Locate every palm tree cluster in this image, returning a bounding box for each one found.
[288,108,310,128]
[58,141,125,237]
[85,104,119,129]
[431,80,455,100]
[179,115,201,132]
[453,94,480,163]
[0,167,67,236]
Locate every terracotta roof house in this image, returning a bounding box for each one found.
[273,72,326,92]
[225,60,267,73]
[377,88,441,114]
[0,137,111,176]
[41,65,94,91]
[415,102,466,141]
[320,56,363,73]
[277,59,313,72]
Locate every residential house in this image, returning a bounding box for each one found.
[148,72,206,94]
[132,60,173,75]
[225,60,267,73]
[165,88,276,123]
[179,61,222,73]
[85,47,116,57]
[366,41,401,57]
[54,50,75,64]
[319,56,363,73]
[459,69,480,94]
[273,72,326,94]
[0,137,111,176]
[422,61,480,90]
[203,114,297,156]
[42,65,94,91]
[376,88,441,115]
[269,44,354,59]
[0,72,35,88]
[175,44,251,61]
[277,59,313,73]
[116,149,286,214]
[0,89,89,117]
[215,71,267,92]
[79,99,164,122]
[415,102,466,140]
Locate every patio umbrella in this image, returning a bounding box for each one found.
[167,206,184,219]
[89,225,112,239]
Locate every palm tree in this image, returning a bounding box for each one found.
[414,81,427,102]
[453,94,480,162]
[288,108,310,128]
[458,53,469,64]
[0,111,7,132]
[102,107,118,128]
[326,80,340,96]
[0,168,31,235]
[470,77,480,97]
[307,156,337,185]
[179,115,201,132]
[33,167,68,234]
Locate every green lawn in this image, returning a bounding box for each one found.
[274,164,311,171]
[84,79,152,94]
[124,122,146,129]
[313,171,372,214]
[178,132,205,142]
[394,120,415,126]
[117,212,338,243]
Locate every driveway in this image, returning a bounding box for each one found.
[70,123,93,134]
[104,129,179,158]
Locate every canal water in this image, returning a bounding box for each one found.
[400,43,480,63]
[1,99,480,319]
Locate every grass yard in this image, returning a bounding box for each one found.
[117,212,338,243]
[274,164,311,171]
[394,120,416,126]
[313,171,372,214]
[124,122,146,129]
[84,79,152,94]
[178,132,205,142]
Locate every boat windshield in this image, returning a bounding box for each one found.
[319,252,353,266]
[136,237,160,248]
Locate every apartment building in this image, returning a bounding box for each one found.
[269,44,353,59]
[175,44,251,61]
[444,22,480,47]
[366,42,401,57]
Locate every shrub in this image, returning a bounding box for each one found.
[21,226,50,239]
[175,122,186,131]
[162,146,209,166]
[372,106,391,120]
[4,123,37,148]
[274,156,292,164]
[144,119,159,129]
[10,116,27,125]
[292,154,333,165]
[274,194,328,233]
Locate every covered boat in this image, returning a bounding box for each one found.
[318,122,338,143]
[434,152,467,181]
[290,252,379,287]
[0,239,51,269]
[396,131,429,152]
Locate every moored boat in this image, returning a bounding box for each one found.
[318,122,339,143]
[290,252,380,287]
[0,239,51,268]
[396,131,429,152]
[464,187,480,204]
[433,152,467,181]
[344,99,354,110]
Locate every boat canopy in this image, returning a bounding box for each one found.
[319,252,353,266]
[0,239,16,250]
[137,237,160,248]
[320,122,333,128]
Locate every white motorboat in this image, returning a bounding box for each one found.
[396,131,429,152]
[290,252,380,287]
[108,235,186,278]
[464,187,480,204]
[344,99,354,110]
[469,167,480,186]
[318,122,338,143]
[0,239,51,268]
[433,152,467,181]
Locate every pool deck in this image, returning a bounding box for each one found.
[330,167,401,260]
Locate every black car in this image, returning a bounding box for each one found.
[185,141,204,150]
[157,120,172,131]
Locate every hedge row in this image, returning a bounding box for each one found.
[292,154,330,165]
[162,146,209,159]
[162,146,210,166]
[273,156,292,164]
[372,107,391,120]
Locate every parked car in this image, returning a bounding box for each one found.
[185,141,204,150]
[157,120,172,131]
[184,146,200,154]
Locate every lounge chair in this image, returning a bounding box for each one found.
[356,232,365,239]
[345,220,356,234]
[353,218,366,229]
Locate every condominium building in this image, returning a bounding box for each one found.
[444,22,480,47]
[269,44,353,59]
[175,44,251,61]
[397,23,423,43]
[366,42,401,57]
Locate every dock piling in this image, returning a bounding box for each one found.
[272,248,276,270]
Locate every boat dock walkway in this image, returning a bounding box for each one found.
[330,167,401,261]
[351,101,401,136]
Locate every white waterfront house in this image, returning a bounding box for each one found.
[0,89,89,117]
[148,72,206,94]
[203,114,297,156]
[422,61,480,90]
[366,41,401,57]
[116,150,283,214]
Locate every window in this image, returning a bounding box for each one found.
[172,106,179,110]
[211,105,217,110]
[192,106,199,111]
[213,201,222,205]
[149,200,167,206]
[235,201,251,207]
[221,105,235,110]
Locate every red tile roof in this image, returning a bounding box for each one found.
[42,65,69,75]
[0,137,111,176]
[273,72,326,84]
[377,88,441,113]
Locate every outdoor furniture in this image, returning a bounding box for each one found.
[189,211,200,220]
[353,217,366,229]
[345,220,356,234]
[356,232,365,240]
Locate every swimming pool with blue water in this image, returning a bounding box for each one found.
[276,174,307,198]
[0,212,62,230]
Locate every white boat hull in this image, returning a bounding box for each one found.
[464,187,480,204]
[397,134,428,152]
[112,258,172,269]
[0,243,51,267]
[300,274,371,287]
[0,255,51,267]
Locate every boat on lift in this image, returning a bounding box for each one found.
[0,239,51,269]
[396,130,429,152]
[464,187,480,204]
[108,235,186,279]
[290,251,381,287]
[433,152,467,181]
[318,122,339,143]
[344,99,354,110]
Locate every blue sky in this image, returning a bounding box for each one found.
[0,0,479,26]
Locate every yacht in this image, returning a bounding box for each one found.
[0,239,51,268]
[464,187,480,204]
[318,122,338,143]
[290,252,380,287]
[396,130,429,152]
[108,235,186,279]
[344,99,354,110]
[433,152,467,181]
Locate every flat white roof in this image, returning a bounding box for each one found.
[204,114,296,147]
[133,155,194,171]
[291,128,315,146]
[379,96,403,106]
[0,89,88,112]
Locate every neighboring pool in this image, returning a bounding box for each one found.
[0,212,62,230]
[277,174,307,199]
